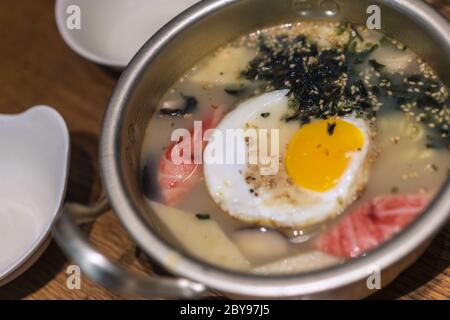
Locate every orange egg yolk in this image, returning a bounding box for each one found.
[286,118,365,192]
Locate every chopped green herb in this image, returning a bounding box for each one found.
[369,59,385,72]
[379,36,391,46]
[398,43,407,51]
[327,121,337,135]
[224,84,247,96]
[347,44,379,64]
[350,24,364,42]
[183,95,198,113]
[336,23,348,36]
[287,96,300,110]
[195,213,210,220]
[379,36,406,51]
[407,74,423,83]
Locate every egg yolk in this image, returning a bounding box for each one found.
[286,118,365,192]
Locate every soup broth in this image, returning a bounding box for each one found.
[141,22,450,274]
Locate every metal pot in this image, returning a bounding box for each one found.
[53,0,450,299]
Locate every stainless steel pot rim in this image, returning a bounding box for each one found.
[101,0,450,297]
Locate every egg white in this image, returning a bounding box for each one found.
[203,90,371,228]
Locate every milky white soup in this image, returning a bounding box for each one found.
[140,22,450,274]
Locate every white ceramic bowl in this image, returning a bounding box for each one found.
[0,106,69,286]
[55,0,199,69]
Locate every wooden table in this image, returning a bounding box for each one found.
[0,0,448,300]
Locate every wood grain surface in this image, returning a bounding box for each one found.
[0,0,448,300]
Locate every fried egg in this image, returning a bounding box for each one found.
[203,90,371,228]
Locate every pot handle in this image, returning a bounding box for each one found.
[52,197,206,298]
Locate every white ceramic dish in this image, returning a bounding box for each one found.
[55,0,199,69]
[0,106,69,286]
